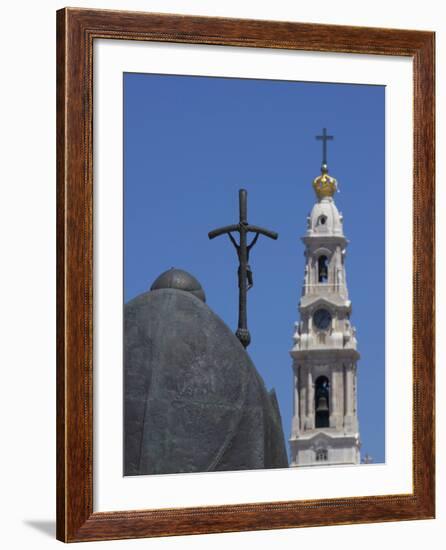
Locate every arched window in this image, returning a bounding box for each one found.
[315,376,330,428]
[318,215,327,226]
[318,255,329,283]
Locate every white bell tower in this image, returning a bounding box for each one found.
[290,129,360,467]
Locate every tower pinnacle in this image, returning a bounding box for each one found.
[312,128,338,200]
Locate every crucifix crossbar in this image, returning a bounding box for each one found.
[208,189,278,348]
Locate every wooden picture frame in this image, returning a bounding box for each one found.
[56,7,435,542]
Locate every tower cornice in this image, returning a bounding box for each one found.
[299,295,351,310]
[290,348,360,362]
[302,235,348,247]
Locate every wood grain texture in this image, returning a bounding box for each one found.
[56,7,435,543]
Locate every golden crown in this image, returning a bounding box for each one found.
[312,169,338,199]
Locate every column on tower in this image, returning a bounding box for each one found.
[330,367,344,430]
[308,369,315,430]
[343,363,357,433]
[292,373,300,435]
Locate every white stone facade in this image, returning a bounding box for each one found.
[290,174,361,467]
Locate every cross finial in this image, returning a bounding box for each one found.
[316,128,334,172]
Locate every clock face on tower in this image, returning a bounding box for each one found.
[313,308,332,330]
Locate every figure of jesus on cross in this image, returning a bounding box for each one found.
[208,189,278,349]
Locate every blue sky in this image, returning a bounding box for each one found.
[124,72,385,464]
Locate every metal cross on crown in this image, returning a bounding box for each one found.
[316,128,334,171]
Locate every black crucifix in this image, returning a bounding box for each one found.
[316,127,334,169]
[208,189,278,349]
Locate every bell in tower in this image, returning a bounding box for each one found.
[315,376,330,428]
